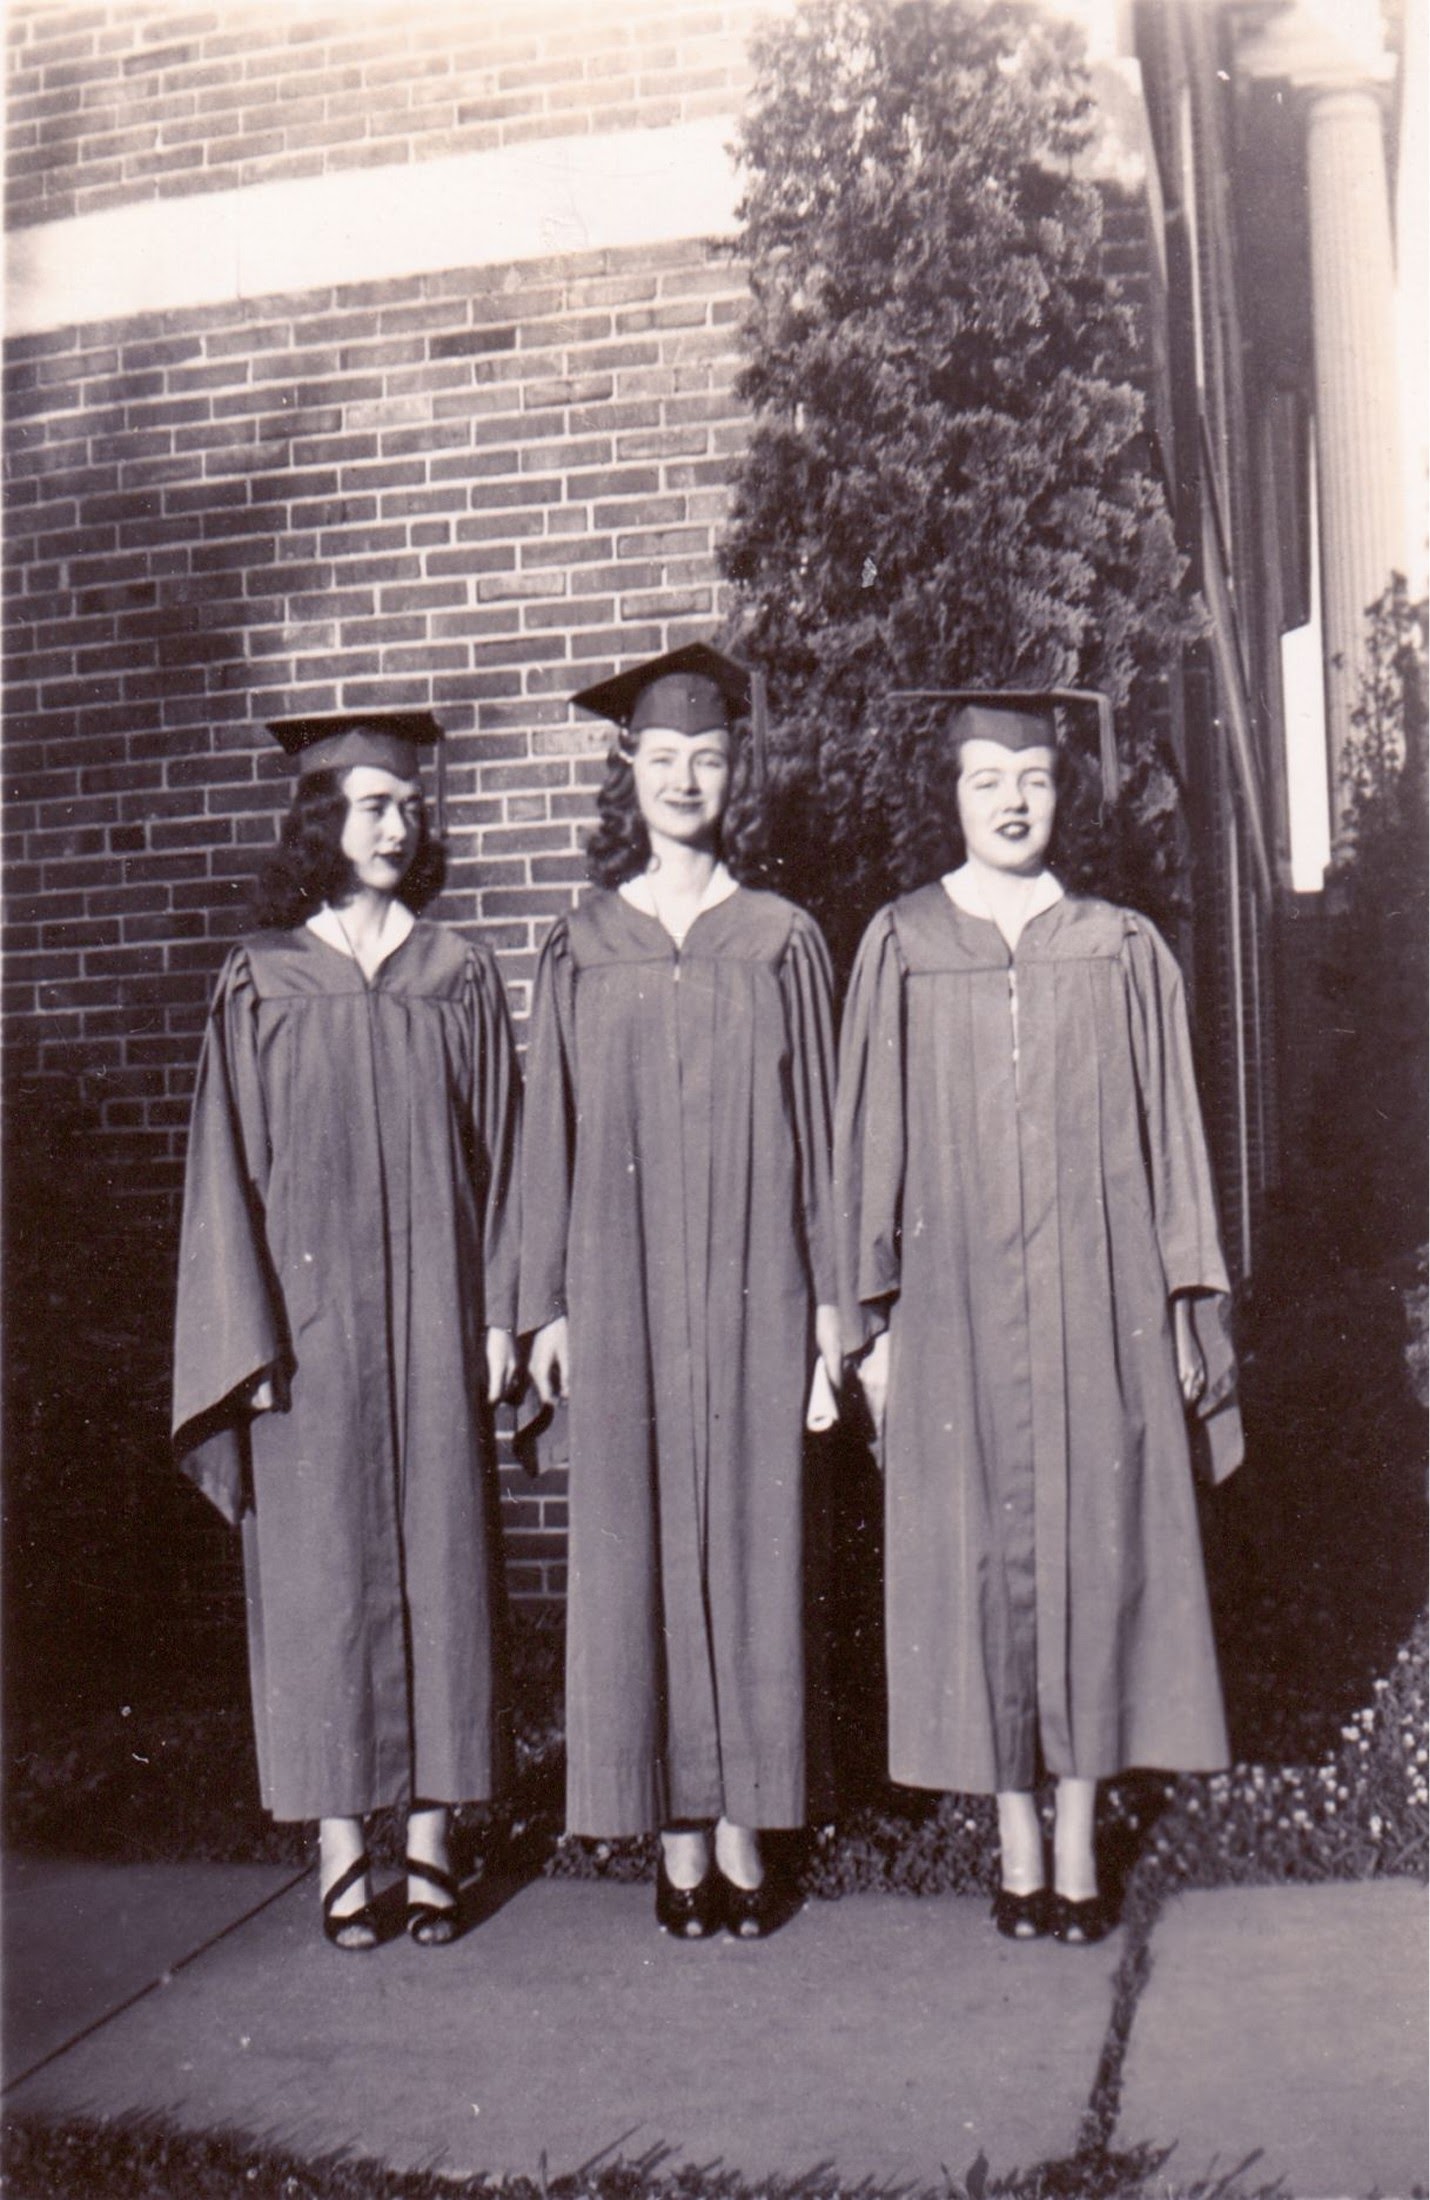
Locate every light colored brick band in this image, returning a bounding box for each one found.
[5,117,740,338]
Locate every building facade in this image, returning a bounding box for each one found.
[2,0,1407,1639]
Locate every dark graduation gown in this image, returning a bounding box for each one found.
[518,885,838,1836]
[172,922,521,1822]
[835,884,1235,1795]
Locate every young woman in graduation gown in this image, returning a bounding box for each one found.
[835,691,1241,1946]
[521,643,842,1938]
[172,712,521,1951]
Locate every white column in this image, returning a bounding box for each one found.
[1233,1,1405,845]
[1395,0,1428,595]
[1304,82,1404,826]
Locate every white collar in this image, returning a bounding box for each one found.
[941,863,1063,948]
[619,860,738,943]
[307,899,415,971]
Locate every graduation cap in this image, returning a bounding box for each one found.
[266,709,447,832]
[889,687,1119,806]
[571,642,769,783]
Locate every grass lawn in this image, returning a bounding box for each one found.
[0,2116,1293,2200]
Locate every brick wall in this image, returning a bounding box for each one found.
[5,0,762,230]
[3,2,767,1671]
[4,230,751,1647]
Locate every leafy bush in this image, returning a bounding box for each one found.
[1131,1610,1428,1895]
[1307,580,1428,1269]
[719,0,1203,965]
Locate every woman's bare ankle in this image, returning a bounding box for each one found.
[660,1825,711,1889]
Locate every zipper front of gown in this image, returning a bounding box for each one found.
[662,920,725,1803]
[995,910,1072,1773]
[669,932,713,1565]
[668,938,700,1543]
[1014,917,1074,1771]
[350,954,405,1498]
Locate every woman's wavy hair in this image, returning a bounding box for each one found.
[584,723,768,888]
[250,769,447,929]
[884,706,1102,896]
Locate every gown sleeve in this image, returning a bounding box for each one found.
[1123,914,1243,1483]
[171,947,283,1524]
[833,905,907,1356]
[517,915,577,1338]
[1123,914,1232,1298]
[467,944,522,1332]
[779,908,839,1309]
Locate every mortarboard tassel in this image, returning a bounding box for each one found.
[1095,693,1119,809]
[750,667,769,792]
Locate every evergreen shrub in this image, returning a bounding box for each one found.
[719,0,1203,966]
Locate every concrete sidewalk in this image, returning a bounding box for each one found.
[1120,1880,1428,2199]
[2,1854,307,2087]
[2,1855,1426,2195]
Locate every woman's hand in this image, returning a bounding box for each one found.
[804,1304,845,1431]
[1173,1297,1206,1409]
[858,1330,890,1434]
[815,1304,843,1389]
[486,1326,518,1407]
[528,1316,570,1408]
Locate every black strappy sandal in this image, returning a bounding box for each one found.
[405,1855,462,1946]
[321,1854,380,1951]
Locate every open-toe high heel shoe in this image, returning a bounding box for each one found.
[992,1885,1051,1941]
[720,1871,779,1941]
[1050,1891,1114,1945]
[655,1856,721,1940]
[322,1854,380,1951]
[405,1856,461,1946]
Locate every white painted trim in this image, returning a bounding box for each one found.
[4,117,742,338]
